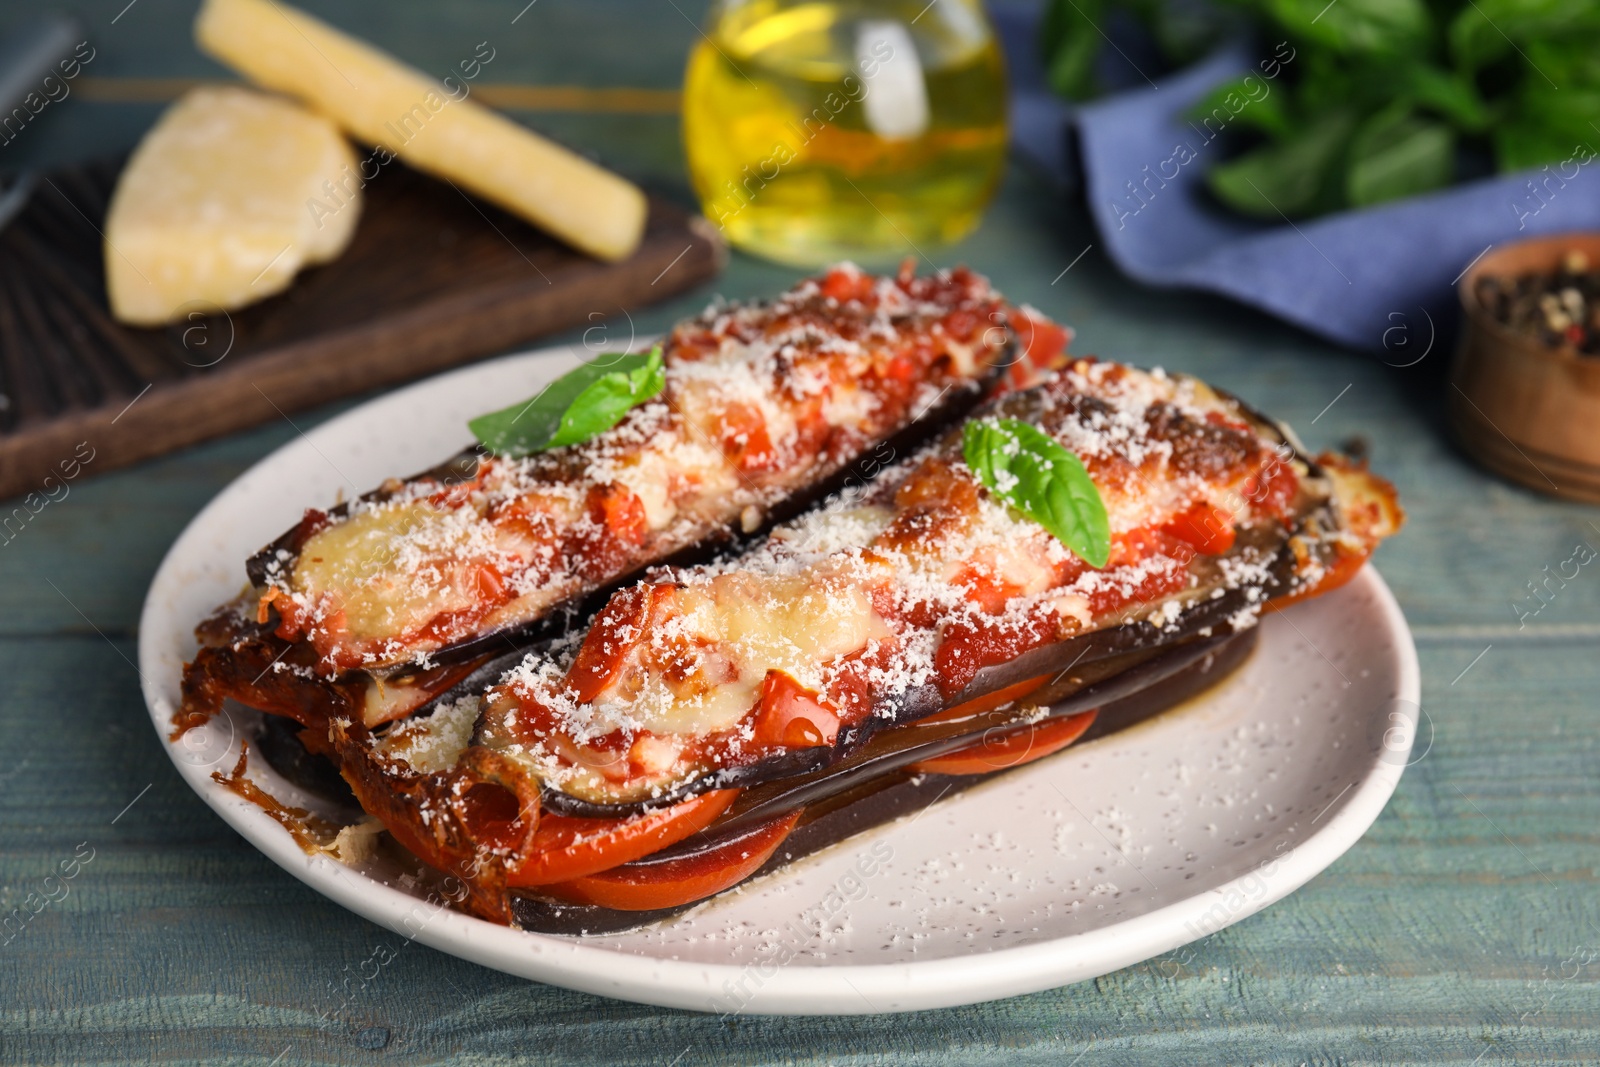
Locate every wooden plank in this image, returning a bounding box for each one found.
[3,0,1598,1060]
[0,158,723,502]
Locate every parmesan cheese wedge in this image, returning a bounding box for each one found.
[105,85,360,325]
[194,0,648,262]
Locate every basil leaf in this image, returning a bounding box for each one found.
[1206,110,1358,218]
[1450,0,1600,72]
[1344,105,1456,207]
[1265,0,1430,56]
[962,417,1111,569]
[469,346,665,457]
[1188,75,1294,138]
[1521,35,1600,89]
[1494,86,1600,170]
[1040,0,1107,100]
[1045,25,1102,100]
[1401,64,1491,133]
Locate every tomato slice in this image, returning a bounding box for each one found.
[566,585,659,703]
[711,400,777,472]
[934,607,1059,698]
[1163,502,1236,557]
[918,675,1049,726]
[909,709,1098,776]
[1265,545,1368,613]
[595,484,648,546]
[820,266,875,303]
[997,308,1072,391]
[750,670,841,749]
[534,810,801,911]
[1012,308,1070,371]
[1241,453,1300,521]
[507,788,739,887]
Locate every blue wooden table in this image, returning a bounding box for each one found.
[4,2,1599,1064]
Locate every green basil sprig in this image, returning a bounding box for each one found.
[1041,0,1600,222]
[469,346,665,457]
[962,417,1111,569]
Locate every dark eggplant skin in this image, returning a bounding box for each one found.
[257,715,359,808]
[507,626,1259,935]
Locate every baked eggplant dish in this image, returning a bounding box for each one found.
[174,265,1401,933]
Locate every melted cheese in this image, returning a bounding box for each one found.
[290,501,483,645]
[373,696,481,774]
[592,573,890,737]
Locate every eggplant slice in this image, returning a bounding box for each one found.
[509,626,1258,935]
[175,263,1070,739]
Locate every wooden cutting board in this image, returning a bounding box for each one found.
[0,159,723,502]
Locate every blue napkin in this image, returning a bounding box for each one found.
[992,1,1600,352]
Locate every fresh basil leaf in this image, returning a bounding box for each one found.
[1447,4,1511,71]
[1493,87,1600,170]
[1294,56,1380,116]
[1040,0,1107,100]
[1450,0,1600,72]
[1040,0,1085,60]
[469,346,665,457]
[1522,35,1600,90]
[1264,0,1430,56]
[1401,64,1491,132]
[1038,0,1086,59]
[1344,105,1456,207]
[1207,109,1358,218]
[1189,74,1293,138]
[1493,120,1580,173]
[1043,0,1600,224]
[1046,28,1102,100]
[962,417,1110,569]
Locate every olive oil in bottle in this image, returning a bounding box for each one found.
[683,0,1008,267]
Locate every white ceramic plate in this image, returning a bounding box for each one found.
[139,344,1421,1015]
